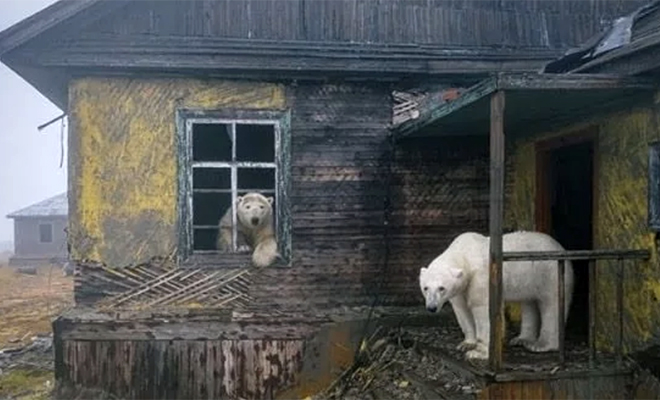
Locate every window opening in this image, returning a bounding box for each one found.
[39,223,53,243]
[190,121,278,253]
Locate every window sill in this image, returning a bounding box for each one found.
[179,252,290,269]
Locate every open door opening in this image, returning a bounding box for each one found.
[536,132,595,342]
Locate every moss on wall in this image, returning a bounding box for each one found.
[505,103,660,352]
[68,78,286,267]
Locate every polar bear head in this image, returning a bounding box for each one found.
[236,193,274,229]
[419,262,465,313]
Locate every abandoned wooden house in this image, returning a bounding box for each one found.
[5,192,68,267]
[2,0,660,399]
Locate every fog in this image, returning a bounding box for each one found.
[0,0,64,243]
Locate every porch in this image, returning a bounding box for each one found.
[385,72,659,399]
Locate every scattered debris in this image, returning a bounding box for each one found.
[311,326,480,400]
[0,334,54,374]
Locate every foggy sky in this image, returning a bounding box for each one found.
[0,0,64,243]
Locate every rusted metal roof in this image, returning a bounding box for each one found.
[6,192,68,219]
[393,73,658,139]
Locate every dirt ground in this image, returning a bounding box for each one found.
[0,264,73,400]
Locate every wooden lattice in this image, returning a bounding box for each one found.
[392,90,426,125]
[80,258,253,311]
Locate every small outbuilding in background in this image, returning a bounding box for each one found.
[6,192,68,267]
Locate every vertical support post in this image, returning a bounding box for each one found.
[488,89,506,372]
[588,259,597,400]
[230,122,238,252]
[588,259,597,366]
[558,259,566,365]
[616,257,624,367]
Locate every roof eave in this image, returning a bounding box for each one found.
[393,72,660,139]
[0,0,102,56]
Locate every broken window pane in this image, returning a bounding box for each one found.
[189,120,279,255]
[236,124,275,162]
[192,123,232,162]
[193,192,231,226]
[193,168,231,190]
[193,228,220,251]
[237,168,275,190]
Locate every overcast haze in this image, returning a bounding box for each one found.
[0,0,64,244]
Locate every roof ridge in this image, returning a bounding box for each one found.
[6,192,68,219]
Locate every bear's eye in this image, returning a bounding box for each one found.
[439,286,446,292]
[245,205,251,210]
[423,286,428,292]
[259,205,264,210]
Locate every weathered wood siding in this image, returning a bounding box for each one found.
[70,0,645,48]
[57,339,303,399]
[11,216,68,262]
[504,101,660,353]
[68,78,491,310]
[387,135,490,303]
[67,77,286,267]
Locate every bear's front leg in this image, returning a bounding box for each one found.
[450,296,477,351]
[465,304,489,361]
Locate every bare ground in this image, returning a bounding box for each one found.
[0,264,73,400]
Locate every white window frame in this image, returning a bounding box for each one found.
[186,118,281,254]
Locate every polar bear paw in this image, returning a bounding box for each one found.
[509,336,536,348]
[237,245,251,253]
[465,344,488,360]
[523,340,556,353]
[456,338,478,352]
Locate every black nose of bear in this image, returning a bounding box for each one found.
[427,306,437,313]
[251,217,259,225]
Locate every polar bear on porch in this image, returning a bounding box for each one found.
[419,231,574,361]
[217,192,279,267]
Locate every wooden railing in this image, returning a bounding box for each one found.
[496,249,650,370]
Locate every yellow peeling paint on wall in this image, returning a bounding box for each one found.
[505,105,660,352]
[68,77,286,267]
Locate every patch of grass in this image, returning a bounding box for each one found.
[0,369,53,400]
[0,265,73,347]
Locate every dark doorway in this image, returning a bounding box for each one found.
[536,133,595,342]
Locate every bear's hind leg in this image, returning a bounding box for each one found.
[509,301,539,347]
[523,299,559,353]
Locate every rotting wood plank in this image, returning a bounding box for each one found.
[488,89,506,372]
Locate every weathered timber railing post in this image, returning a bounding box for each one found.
[489,89,506,372]
[616,257,624,367]
[558,259,566,365]
[501,250,648,371]
[589,259,597,369]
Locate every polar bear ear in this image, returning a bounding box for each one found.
[236,196,243,204]
[266,196,274,205]
[419,267,427,274]
[450,267,464,279]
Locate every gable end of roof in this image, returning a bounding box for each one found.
[0,0,102,56]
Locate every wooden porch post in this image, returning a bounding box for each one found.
[488,89,506,371]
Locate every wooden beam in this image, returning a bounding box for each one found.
[496,73,658,91]
[392,73,658,140]
[488,89,506,371]
[394,78,497,138]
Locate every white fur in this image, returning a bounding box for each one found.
[217,192,280,267]
[419,231,574,361]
